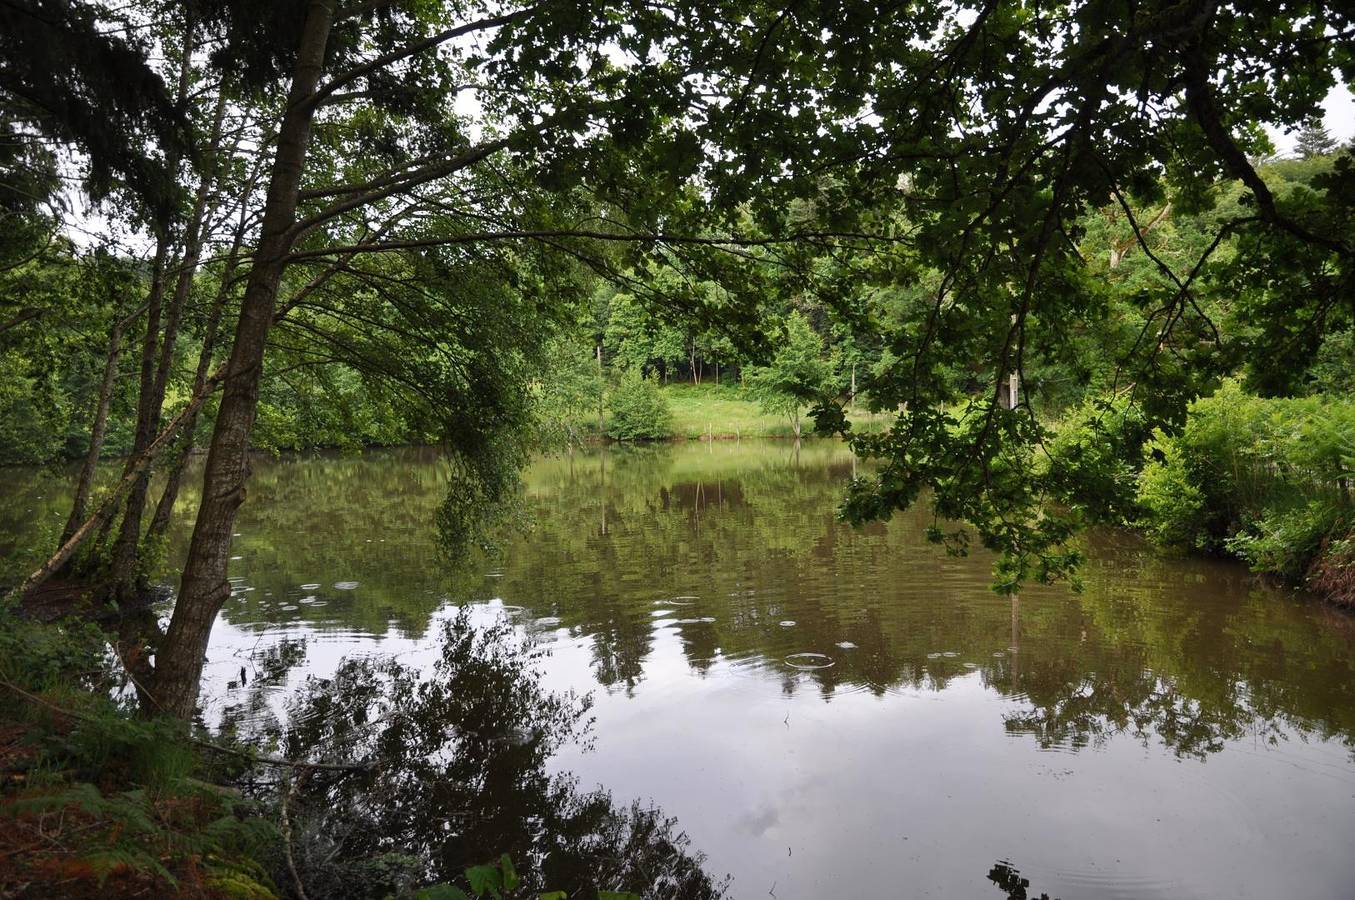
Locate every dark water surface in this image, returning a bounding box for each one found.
[7,441,1355,898]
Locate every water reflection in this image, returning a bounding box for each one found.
[232,612,724,899]
[4,442,1355,897]
[988,860,1058,900]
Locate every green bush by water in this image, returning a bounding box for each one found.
[1136,381,1354,597]
[606,370,674,441]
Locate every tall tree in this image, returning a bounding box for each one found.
[1295,120,1338,159]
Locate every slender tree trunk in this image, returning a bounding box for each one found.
[151,0,336,721]
[10,390,214,603]
[109,32,215,600]
[107,241,170,595]
[596,344,604,435]
[62,321,127,545]
[146,228,244,547]
[150,90,228,413]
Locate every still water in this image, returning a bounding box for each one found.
[9,441,1355,898]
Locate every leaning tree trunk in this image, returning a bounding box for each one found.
[62,318,129,545]
[108,36,218,600]
[9,389,215,604]
[106,241,170,595]
[150,0,336,721]
[145,226,244,547]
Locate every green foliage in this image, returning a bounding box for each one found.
[607,370,674,441]
[1295,121,1338,159]
[1137,380,1355,588]
[1308,328,1355,395]
[1040,392,1153,525]
[746,311,833,436]
[0,612,280,897]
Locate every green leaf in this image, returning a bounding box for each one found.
[415,885,471,900]
[499,854,519,890]
[539,893,568,900]
[466,863,503,898]
[598,892,644,900]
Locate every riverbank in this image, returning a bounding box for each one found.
[0,600,696,900]
[1043,382,1354,609]
[643,382,893,440]
[0,609,283,898]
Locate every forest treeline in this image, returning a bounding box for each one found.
[5,146,1351,601]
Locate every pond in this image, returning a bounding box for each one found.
[6,441,1355,898]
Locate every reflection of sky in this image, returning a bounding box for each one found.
[200,594,1355,900]
[125,441,1355,900]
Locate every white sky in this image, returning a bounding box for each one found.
[1268,81,1355,152]
[66,71,1355,257]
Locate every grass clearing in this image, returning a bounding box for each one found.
[656,382,895,439]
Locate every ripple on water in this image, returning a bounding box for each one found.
[785,652,835,670]
[836,641,858,650]
[779,620,796,627]
[299,583,321,590]
[333,581,359,590]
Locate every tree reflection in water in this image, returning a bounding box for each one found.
[987,860,1058,900]
[229,611,726,899]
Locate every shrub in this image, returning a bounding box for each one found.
[606,370,673,441]
[1136,380,1355,595]
[1041,391,1153,524]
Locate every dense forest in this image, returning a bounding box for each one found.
[1,0,1353,896]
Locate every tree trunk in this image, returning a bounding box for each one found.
[145,228,244,547]
[150,0,336,721]
[107,240,170,596]
[10,390,213,603]
[596,344,604,435]
[111,121,228,596]
[109,35,219,600]
[61,320,127,545]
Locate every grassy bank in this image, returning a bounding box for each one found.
[633,382,894,440]
[0,610,282,898]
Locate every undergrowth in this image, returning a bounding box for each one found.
[0,610,279,898]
